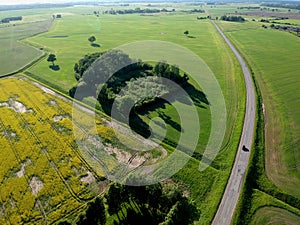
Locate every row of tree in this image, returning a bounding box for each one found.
[103,7,174,15]
[220,15,245,22]
[1,16,22,23]
[58,180,199,225]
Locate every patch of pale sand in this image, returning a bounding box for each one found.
[87,136,104,149]
[0,99,33,113]
[103,118,167,159]
[0,102,9,107]
[80,171,96,183]
[29,176,44,195]
[16,159,31,178]
[9,99,27,113]
[49,100,57,106]
[16,164,26,178]
[105,145,147,168]
[53,115,64,122]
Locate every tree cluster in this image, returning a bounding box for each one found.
[237,6,260,10]
[104,181,200,225]
[181,9,205,14]
[94,11,100,17]
[197,16,209,20]
[220,15,245,22]
[1,16,22,23]
[69,50,190,137]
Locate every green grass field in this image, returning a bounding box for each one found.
[250,206,300,225]
[0,19,52,75]
[233,189,300,225]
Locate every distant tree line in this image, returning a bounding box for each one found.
[183,8,205,13]
[261,3,300,10]
[270,23,300,35]
[103,7,175,15]
[220,15,245,22]
[1,16,22,23]
[237,6,260,10]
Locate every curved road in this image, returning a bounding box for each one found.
[211,21,256,225]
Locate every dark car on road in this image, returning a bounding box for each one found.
[242,145,249,152]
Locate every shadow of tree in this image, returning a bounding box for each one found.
[187,35,196,38]
[158,111,182,132]
[113,205,162,225]
[133,83,209,138]
[49,65,60,71]
[91,43,101,47]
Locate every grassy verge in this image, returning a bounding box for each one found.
[232,68,300,224]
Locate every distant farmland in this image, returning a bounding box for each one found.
[0,19,52,75]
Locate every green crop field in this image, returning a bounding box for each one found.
[250,207,300,225]
[0,19,52,75]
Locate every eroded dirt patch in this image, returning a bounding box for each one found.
[53,115,65,122]
[80,171,96,184]
[29,176,44,195]
[16,159,31,178]
[0,98,33,113]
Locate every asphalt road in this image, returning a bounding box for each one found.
[211,21,256,225]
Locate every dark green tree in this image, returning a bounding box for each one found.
[88,36,96,44]
[47,54,57,66]
[184,30,189,36]
[160,197,200,225]
[105,183,124,216]
[77,197,106,225]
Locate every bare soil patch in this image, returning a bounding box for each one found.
[29,176,44,195]
[0,98,33,113]
[80,171,96,183]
